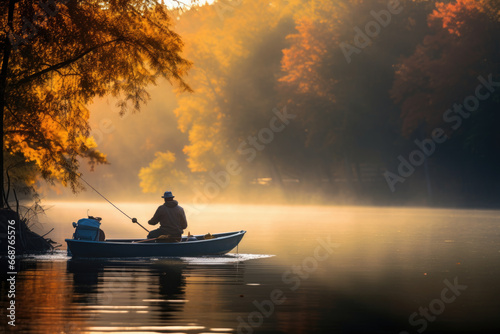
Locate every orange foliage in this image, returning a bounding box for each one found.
[430,0,486,36]
[170,0,296,173]
[1,0,191,192]
[280,18,336,100]
[391,0,498,137]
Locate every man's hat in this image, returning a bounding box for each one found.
[161,191,174,198]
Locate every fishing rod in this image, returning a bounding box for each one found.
[58,155,149,232]
[78,175,150,233]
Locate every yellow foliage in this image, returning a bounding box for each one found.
[139,151,188,193]
[1,0,191,192]
[170,0,296,173]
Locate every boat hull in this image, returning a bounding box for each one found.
[65,230,246,258]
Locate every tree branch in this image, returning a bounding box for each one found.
[12,38,124,88]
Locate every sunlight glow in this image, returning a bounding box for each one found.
[87,326,205,331]
[142,299,190,303]
[164,0,216,9]
[81,305,148,309]
[88,310,130,313]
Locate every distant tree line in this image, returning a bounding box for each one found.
[139,0,500,207]
[2,0,499,208]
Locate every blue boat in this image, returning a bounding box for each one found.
[66,230,246,258]
[65,217,246,258]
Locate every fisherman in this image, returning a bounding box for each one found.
[147,191,188,242]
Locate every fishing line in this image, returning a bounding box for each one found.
[58,154,149,231]
[78,174,150,232]
[79,175,131,220]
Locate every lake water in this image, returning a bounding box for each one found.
[1,203,500,333]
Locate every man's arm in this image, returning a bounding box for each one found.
[148,207,162,225]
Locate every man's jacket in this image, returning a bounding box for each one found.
[148,200,188,236]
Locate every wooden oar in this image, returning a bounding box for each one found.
[132,235,181,243]
[133,237,158,243]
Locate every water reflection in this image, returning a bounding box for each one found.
[152,259,186,304]
[64,257,247,333]
[5,205,500,333]
[0,254,257,334]
[65,259,184,331]
[0,260,85,334]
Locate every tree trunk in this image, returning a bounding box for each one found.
[0,0,16,208]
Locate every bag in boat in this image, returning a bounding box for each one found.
[72,217,105,241]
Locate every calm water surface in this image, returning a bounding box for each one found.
[1,204,500,333]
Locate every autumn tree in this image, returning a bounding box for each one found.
[142,0,437,199]
[0,0,192,207]
[391,0,500,137]
[390,0,500,204]
[167,0,298,181]
[139,150,187,193]
[279,0,432,188]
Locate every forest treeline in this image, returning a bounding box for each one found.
[2,0,499,208]
[139,0,500,207]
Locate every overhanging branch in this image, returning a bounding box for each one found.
[12,38,125,88]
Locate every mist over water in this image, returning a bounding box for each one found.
[2,203,493,333]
